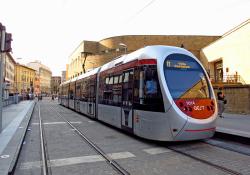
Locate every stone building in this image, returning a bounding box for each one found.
[61,71,66,83]
[34,71,40,96]
[3,53,16,98]
[15,63,36,95]
[201,19,250,84]
[67,35,220,79]
[51,76,61,95]
[27,61,52,95]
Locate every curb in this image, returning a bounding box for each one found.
[8,101,36,175]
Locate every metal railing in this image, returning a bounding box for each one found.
[2,95,26,107]
[210,75,246,85]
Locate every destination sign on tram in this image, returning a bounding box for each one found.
[166,60,198,69]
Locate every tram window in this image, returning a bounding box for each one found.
[119,75,123,83]
[114,76,119,84]
[105,77,109,84]
[69,90,74,99]
[164,54,210,99]
[109,76,114,84]
[133,66,164,112]
[123,72,129,83]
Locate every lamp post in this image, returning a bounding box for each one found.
[119,43,127,55]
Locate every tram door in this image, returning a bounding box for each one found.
[87,77,95,118]
[121,69,134,132]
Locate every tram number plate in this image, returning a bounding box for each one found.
[193,106,205,111]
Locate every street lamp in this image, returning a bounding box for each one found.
[119,43,127,55]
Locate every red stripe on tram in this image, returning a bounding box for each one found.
[185,127,216,132]
[138,59,157,65]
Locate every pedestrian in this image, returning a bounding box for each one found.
[217,91,227,118]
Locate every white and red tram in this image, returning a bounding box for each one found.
[59,45,217,141]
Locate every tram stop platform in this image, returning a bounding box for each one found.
[216,113,250,138]
[0,100,35,175]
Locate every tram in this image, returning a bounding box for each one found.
[59,45,217,141]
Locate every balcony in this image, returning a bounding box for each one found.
[210,75,245,85]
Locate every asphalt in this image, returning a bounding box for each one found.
[0,99,249,175]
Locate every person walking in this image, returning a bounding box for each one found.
[217,91,227,118]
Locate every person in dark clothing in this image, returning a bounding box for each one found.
[217,91,227,118]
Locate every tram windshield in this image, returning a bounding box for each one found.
[164,54,210,99]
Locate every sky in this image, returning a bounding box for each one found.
[0,0,249,76]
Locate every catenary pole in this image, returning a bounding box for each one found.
[0,24,6,133]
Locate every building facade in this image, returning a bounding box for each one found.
[61,71,66,83]
[51,76,61,95]
[27,61,52,95]
[15,63,36,95]
[39,67,52,95]
[67,35,220,80]
[34,71,40,96]
[201,19,250,84]
[3,53,16,98]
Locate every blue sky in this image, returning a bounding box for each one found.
[0,0,249,76]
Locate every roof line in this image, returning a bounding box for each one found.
[202,18,249,50]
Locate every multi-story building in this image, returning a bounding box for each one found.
[51,76,61,95]
[15,63,36,95]
[67,35,220,80]
[27,61,52,95]
[34,71,40,96]
[61,71,66,83]
[201,19,250,84]
[39,66,52,95]
[3,53,16,99]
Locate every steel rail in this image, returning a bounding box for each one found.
[38,104,49,175]
[203,139,250,157]
[50,105,130,175]
[166,146,242,175]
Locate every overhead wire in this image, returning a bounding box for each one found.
[127,0,157,23]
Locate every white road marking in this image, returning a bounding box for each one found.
[20,152,135,169]
[143,147,172,155]
[32,121,82,125]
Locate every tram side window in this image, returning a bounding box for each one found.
[134,66,164,112]
[81,80,87,102]
[114,76,119,84]
[76,84,81,100]
[69,90,74,100]
[103,76,113,105]
[100,74,122,106]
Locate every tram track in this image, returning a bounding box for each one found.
[49,105,130,175]
[166,145,243,175]
[55,103,248,175]
[38,103,51,175]
[202,138,250,157]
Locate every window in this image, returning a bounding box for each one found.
[114,76,119,84]
[119,75,123,83]
[105,77,109,84]
[109,76,113,84]
[123,72,129,83]
[164,54,210,99]
[133,66,164,112]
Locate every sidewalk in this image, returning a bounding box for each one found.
[0,100,35,175]
[216,113,250,138]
